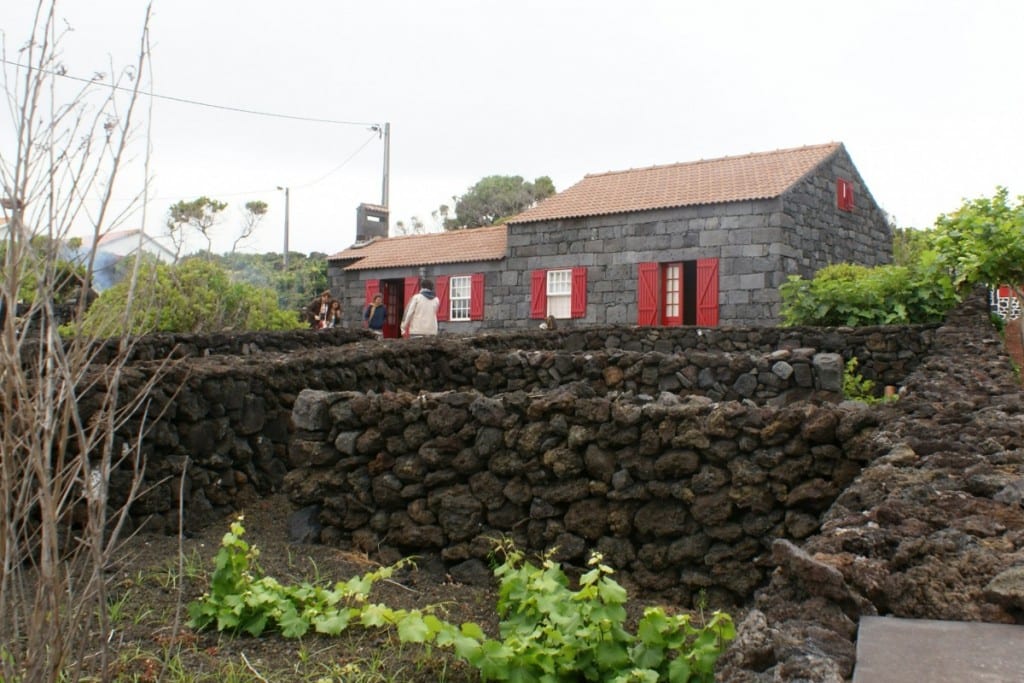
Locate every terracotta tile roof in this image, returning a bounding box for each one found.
[331,224,508,271]
[508,142,843,224]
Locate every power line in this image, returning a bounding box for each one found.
[0,57,381,127]
[140,131,379,202]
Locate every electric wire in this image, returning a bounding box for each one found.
[0,57,381,128]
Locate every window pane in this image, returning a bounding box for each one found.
[450,275,470,321]
[547,269,571,295]
[665,264,680,317]
[547,269,571,318]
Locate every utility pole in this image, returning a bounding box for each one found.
[277,186,290,269]
[379,122,390,208]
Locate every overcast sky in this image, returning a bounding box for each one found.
[4,1,1023,256]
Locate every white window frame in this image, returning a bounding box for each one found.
[450,275,471,321]
[547,269,572,319]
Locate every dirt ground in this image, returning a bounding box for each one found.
[109,493,499,682]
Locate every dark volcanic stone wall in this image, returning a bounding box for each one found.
[716,292,1024,681]
[99,323,931,532]
[284,385,882,604]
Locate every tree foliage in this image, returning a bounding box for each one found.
[214,251,327,315]
[167,196,227,255]
[932,186,1024,297]
[891,226,936,267]
[444,175,556,229]
[234,200,268,253]
[76,257,304,335]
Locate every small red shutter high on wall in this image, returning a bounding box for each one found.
[435,275,450,322]
[637,262,659,326]
[530,270,547,318]
[470,273,485,320]
[696,258,719,327]
[837,178,854,212]
[570,267,587,318]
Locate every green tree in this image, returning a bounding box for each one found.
[76,257,304,335]
[444,175,556,229]
[214,251,327,314]
[892,226,937,267]
[932,187,1024,346]
[233,200,268,253]
[167,196,228,255]
[932,187,1024,298]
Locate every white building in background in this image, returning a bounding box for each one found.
[79,229,177,290]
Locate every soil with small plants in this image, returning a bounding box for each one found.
[109,493,718,682]
[108,494,499,682]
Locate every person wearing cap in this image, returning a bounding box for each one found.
[400,279,440,338]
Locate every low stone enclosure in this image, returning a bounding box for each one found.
[89,290,1024,681]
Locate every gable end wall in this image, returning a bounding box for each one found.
[779,146,892,283]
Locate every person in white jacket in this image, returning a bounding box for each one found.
[400,279,440,337]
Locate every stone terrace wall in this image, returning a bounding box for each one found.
[717,292,1024,681]
[97,323,933,533]
[284,385,883,603]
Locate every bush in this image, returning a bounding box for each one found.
[74,257,304,335]
[779,261,956,326]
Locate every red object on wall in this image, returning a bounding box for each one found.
[530,269,547,318]
[696,258,719,326]
[571,267,587,318]
[470,273,485,320]
[404,277,419,301]
[837,178,854,211]
[364,279,379,305]
[435,275,450,322]
[637,262,659,326]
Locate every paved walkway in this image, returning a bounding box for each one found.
[853,616,1024,682]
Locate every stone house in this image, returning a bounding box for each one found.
[327,142,891,335]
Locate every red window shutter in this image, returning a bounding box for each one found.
[404,276,419,303]
[435,276,450,322]
[364,279,379,305]
[837,178,854,212]
[469,273,485,320]
[637,262,659,326]
[530,269,547,319]
[570,267,587,318]
[696,258,719,327]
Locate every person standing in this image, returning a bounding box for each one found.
[308,290,332,329]
[400,279,440,338]
[324,299,344,328]
[363,292,387,338]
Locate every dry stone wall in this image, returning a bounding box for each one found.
[284,385,882,603]
[716,292,1024,681]
[99,323,932,533]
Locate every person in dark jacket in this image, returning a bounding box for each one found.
[363,292,387,338]
[307,290,331,329]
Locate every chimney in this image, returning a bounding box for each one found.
[356,203,389,242]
